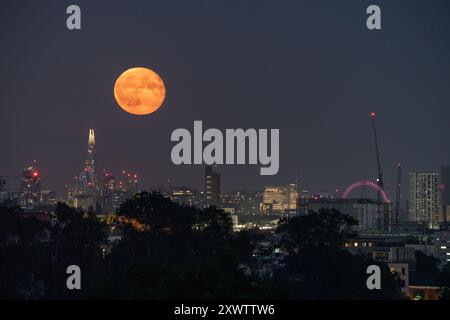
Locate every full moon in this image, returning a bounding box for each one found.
[114,67,166,115]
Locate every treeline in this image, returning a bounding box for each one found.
[0,192,412,299]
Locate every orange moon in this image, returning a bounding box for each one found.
[114,67,166,115]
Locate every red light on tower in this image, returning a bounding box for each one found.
[370,112,376,118]
[31,171,40,182]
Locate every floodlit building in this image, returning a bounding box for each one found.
[221,191,247,214]
[205,165,221,207]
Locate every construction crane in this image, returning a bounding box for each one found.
[370,112,384,190]
[394,163,402,225]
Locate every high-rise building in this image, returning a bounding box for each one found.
[21,165,41,207]
[441,165,450,223]
[99,171,115,213]
[221,191,247,215]
[262,184,298,214]
[205,165,220,207]
[408,172,441,228]
[70,129,100,211]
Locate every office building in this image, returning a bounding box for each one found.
[441,165,450,223]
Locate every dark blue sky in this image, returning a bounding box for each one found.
[1,0,449,198]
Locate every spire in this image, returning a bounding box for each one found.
[89,129,95,147]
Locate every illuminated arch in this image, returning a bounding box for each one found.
[342,180,389,203]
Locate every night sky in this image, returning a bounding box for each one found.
[1,0,449,199]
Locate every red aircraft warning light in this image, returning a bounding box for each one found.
[370,112,376,118]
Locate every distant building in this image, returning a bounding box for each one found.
[222,207,239,228]
[205,165,221,207]
[434,231,450,265]
[262,184,297,214]
[345,235,442,299]
[69,129,100,211]
[99,172,115,213]
[298,198,388,233]
[221,191,247,215]
[408,172,441,228]
[110,171,140,212]
[441,165,450,223]
[21,165,42,207]
[171,186,198,207]
[40,190,57,206]
[246,191,262,215]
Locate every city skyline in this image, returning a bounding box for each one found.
[1,126,448,206]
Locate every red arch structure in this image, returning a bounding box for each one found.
[342,180,390,203]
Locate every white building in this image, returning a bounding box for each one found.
[408,172,441,228]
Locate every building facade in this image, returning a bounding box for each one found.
[441,165,450,223]
[298,198,388,232]
[205,165,221,207]
[262,184,298,214]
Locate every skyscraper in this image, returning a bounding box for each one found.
[441,165,450,223]
[205,165,220,207]
[408,172,441,228]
